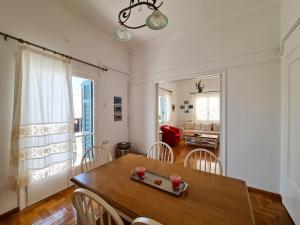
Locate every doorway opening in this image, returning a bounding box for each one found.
[72,76,95,166]
[156,74,226,174]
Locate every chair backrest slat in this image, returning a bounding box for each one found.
[72,188,124,225]
[184,148,222,175]
[81,146,113,173]
[147,142,174,163]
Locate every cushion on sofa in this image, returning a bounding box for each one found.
[200,122,213,131]
[194,122,201,130]
[183,130,219,136]
[184,121,195,130]
[213,123,220,131]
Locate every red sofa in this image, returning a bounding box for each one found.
[160,125,180,147]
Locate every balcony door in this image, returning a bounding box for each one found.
[72,71,99,169]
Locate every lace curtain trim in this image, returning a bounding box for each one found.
[12,122,74,139]
[10,141,76,166]
[9,161,72,187]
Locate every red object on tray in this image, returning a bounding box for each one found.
[170,174,181,189]
[136,167,146,179]
[160,125,180,146]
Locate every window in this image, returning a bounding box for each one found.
[159,89,172,123]
[72,76,94,166]
[195,93,220,121]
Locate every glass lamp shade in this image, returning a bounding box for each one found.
[146,10,168,30]
[112,25,132,42]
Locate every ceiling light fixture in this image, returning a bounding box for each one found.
[113,0,168,41]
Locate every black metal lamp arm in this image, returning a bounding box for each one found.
[118,0,163,29]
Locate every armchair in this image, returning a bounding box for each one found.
[160,125,180,147]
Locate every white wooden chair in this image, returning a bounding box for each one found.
[132,217,163,225]
[72,189,163,225]
[80,146,112,173]
[184,148,222,175]
[72,188,124,225]
[147,142,174,163]
[80,147,133,223]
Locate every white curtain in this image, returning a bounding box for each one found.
[195,93,220,121]
[9,46,75,190]
[159,89,172,123]
[165,91,172,123]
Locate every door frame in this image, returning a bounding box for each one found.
[72,69,101,145]
[281,29,300,223]
[72,68,101,164]
[154,70,227,175]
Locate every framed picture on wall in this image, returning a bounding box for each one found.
[114,96,122,121]
[114,105,122,112]
[184,100,189,104]
[172,104,175,112]
[188,105,193,109]
[114,96,122,104]
[180,105,185,109]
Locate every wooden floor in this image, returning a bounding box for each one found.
[0,145,294,225]
[172,140,220,165]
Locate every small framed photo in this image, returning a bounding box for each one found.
[184,101,189,104]
[114,105,122,112]
[188,105,193,109]
[114,96,122,121]
[114,96,122,104]
[180,105,185,109]
[184,110,189,113]
[172,104,175,112]
[114,114,122,121]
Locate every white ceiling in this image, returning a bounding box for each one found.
[50,0,278,45]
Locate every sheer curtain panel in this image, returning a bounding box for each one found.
[195,93,220,121]
[159,89,172,123]
[9,46,75,202]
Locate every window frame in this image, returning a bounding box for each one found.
[195,92,220,122]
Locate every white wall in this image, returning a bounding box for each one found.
[100,70,129,159]
[0,40,18,215]
[0,0,130,214]
[0,0,130,73]
[129,2,281,192]
[227,62,280,192]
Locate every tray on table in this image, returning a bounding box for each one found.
[130,170,188,196]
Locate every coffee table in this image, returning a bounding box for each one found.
[184,133,219,150]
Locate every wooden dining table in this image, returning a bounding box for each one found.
[71,153,255,225]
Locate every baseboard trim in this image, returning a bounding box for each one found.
[248,186,282,202]
[0,207,20,220]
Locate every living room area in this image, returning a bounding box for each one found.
[158,75,222,170]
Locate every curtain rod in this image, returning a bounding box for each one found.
[0,31,108,72]
[159,87,173,93]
